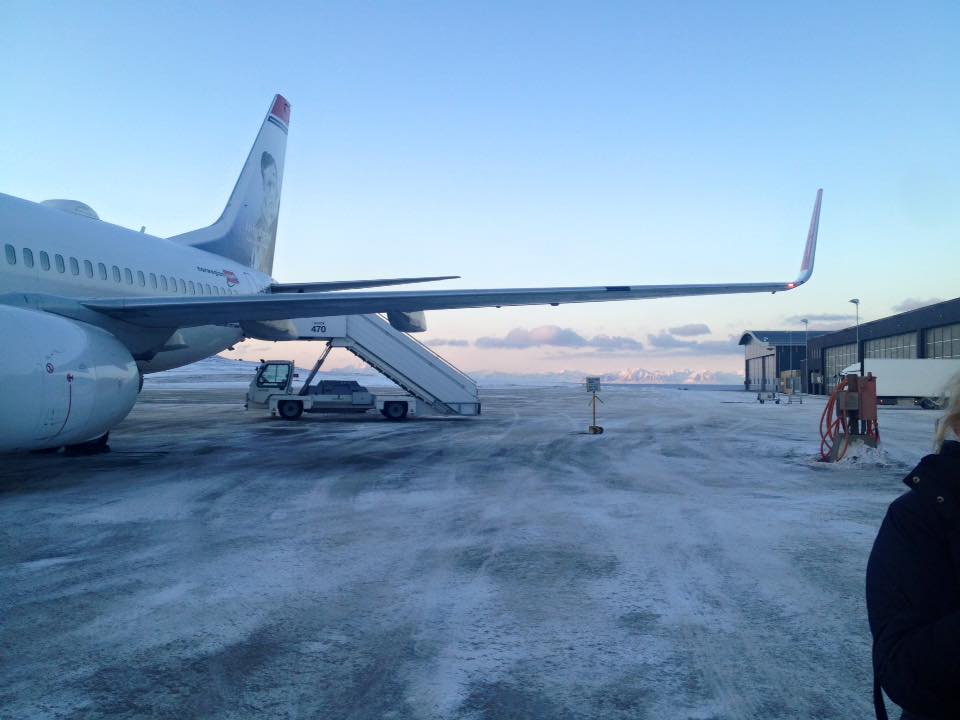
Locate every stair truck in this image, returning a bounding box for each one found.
[246,347,417,421]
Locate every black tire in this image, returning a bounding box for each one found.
[278,400,303,420]
[382,401,408,421]
[64,432,111,456]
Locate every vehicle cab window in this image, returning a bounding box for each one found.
[256,363,292,389]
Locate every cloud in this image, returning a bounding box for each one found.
[425,338,470,347]
[587,334,644,351]
[784,313,855,324]
[476,326,586,349]
[646,332,741,355]
[667,323,711,336]
[475,325,643,351]
[892,297,943,313]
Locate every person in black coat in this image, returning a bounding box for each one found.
[866,393,960,720]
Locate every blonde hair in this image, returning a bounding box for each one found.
[935,374,960,450]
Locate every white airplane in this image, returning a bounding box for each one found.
[0,95,821,453]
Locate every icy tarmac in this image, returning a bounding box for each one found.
[0,370,936,719]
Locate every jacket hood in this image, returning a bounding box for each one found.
[902,440,960,523]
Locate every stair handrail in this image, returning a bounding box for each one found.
[369,314,477,391]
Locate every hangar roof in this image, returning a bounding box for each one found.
[738,330,830,347]
[806,296,960,350]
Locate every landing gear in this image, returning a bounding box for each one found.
[381,401,409,421]
[64,432,111,456]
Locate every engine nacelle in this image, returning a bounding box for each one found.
[240,318,299,341]
[387,310,427,333]
[0,306,140,452]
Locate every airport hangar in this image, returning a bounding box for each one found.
[739,330,829,394]
[740,296,960,395]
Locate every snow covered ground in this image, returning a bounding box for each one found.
[0,372,937,719]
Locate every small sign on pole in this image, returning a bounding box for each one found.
[585,376,604,434]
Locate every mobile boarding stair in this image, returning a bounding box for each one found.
[290,314,480,416]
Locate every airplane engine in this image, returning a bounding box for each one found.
[0,305,140,452]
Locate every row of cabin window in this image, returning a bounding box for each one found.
[4,243,237,296]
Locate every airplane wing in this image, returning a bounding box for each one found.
[74,189,821,329]
[270,275,459,293]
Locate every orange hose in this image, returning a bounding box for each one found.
[820,377,852,461]
[819,376,880,461]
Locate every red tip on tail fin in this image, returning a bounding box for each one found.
[271,95,291,126]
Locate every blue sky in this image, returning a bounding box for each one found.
[2,2,958,375]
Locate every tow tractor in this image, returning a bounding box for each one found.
[245,345,417,421]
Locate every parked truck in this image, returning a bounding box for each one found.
[841,359,960,407]
[245,359,417,420]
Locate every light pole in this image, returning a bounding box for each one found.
[801,318,809,394]
[849,298,861,374]
[788,328,793,393]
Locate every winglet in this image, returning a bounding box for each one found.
[788,188,821,289]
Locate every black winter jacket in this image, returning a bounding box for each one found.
[866,441,960,719]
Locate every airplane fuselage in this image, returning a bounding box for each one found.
[0,193,272,372]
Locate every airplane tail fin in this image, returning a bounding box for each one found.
[170,94,290,275]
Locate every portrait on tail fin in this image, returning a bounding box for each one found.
[253,151,280,273]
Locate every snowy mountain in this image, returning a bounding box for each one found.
[472,367,744,388]
[603,368,744,385]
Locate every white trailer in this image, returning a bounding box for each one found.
[246,355,417,421]
[842,359,960,406]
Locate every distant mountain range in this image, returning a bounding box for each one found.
[472,367,744,387]
[211,355,743,388]
[602,367,744,385]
